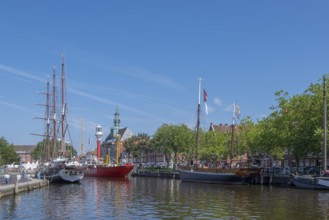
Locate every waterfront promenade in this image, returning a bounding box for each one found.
[0,174,48,198]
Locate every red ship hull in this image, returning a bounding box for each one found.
[84,164,134,178]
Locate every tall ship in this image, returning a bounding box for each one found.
[178,78,257,184]
[84,108,134,178]
[33,55,84,183]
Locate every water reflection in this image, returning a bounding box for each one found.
[1,177,329,219]
[80,177,133,218]
[317,192,329,218]
[177,183,329,219]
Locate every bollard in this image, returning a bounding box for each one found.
[14,181,19,195]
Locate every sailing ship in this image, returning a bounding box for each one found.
[292,76,329,189]
[178,78,258,184]
[34,55,84,183]
[38,157,84,183]
[84,108,134,178]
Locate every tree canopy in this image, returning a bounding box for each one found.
[152,124,193,170]
[0,137,19,165]
[31,139,78,161]
[124,133,151,163]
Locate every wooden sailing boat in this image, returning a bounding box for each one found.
[178,78,248,184]
[36,55,84,183]
[292,76,329,189]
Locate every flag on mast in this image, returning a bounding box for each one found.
[204,89,208,114]
[235,104,240,119]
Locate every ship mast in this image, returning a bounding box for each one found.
[52,65,57,159]
[114,106,121,166]
[81,119,85,156]
[230,103,236,166]
[45,80,50,161]
[195,77,202,164]
[61,54,66,157]
[31,78,51,162]
[324,76,327,171]
[230,102,240,166]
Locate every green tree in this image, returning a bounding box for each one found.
[32,139,78,161]
[199,129,228,166]
[152,124,193,170]
[136,133,152,163]
[31,139,47,161]
[234,117,267,162]
[124,133,151,163]
[124,135,138,163]
[0,137,19,165]
[65,143,78,158]
[257,75,326,167]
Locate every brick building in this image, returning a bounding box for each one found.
[14,145,37,163]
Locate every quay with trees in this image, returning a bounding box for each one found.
[124,75,328,176]
[1,75,327,179]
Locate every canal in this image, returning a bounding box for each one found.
[0,177,329,219]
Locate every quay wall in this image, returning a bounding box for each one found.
[0,178,49,198]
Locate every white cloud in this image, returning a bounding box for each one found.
[69,88,163,120]
[225,104,233,112]
[0,64,45,83]
[0,100,30,112]
[214,97,223,106]
[71,80,173,105]
[104,64,184,91]
[63,49,185,91]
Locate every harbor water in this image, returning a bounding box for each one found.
[1,177,329,219]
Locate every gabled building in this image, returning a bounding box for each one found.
[209,122,233,133]
[100,107,134,163]
[101,127,134,159]
[14,145,37,163]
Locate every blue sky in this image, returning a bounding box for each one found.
[0,1,328,153]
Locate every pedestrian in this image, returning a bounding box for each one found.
[4,174,10,184]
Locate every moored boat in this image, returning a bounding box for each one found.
[83,118,134,178]
[85,164,134,178]
[34,55,85,183]
[178,78,247,184]
[292,174,329,190]
[178,168,243,184]
[38,158,84,183]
